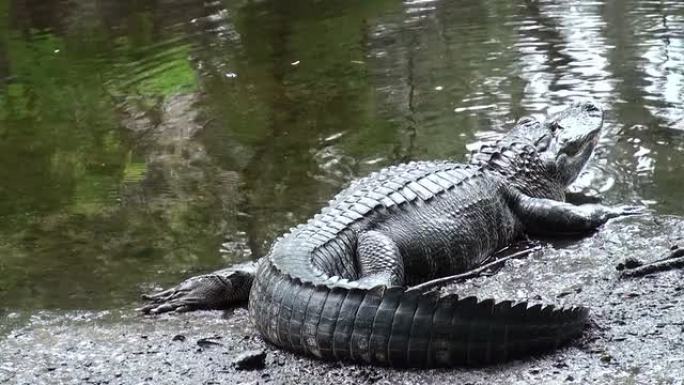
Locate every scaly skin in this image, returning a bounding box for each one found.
[142,101,642,367]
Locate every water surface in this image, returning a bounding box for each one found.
[0,0,683,311]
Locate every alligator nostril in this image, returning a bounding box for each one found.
[583,103,600,112]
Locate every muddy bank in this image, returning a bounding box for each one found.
[1,215,683,385]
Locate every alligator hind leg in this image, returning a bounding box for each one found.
[355,230,405,287]
[139,260,259,314]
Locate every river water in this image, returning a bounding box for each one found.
[0,0,683,314]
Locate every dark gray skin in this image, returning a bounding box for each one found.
[141,102,642,367]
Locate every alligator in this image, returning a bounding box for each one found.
[141,101,642,367]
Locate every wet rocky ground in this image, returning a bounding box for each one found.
[1,215,683,385]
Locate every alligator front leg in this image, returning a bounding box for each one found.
[139,260,259,314]
[511,193,644,235]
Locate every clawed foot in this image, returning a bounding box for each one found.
[139,274,226,314]
[593,204,649,223]
[611,205,648,217]
[138,268,254,314]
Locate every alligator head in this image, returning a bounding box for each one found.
[543,101,604,186]
[475,101,604,199]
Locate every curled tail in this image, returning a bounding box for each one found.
[249,260,588,367]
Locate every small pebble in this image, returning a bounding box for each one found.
[233,349,267,371]
[616,257,643,271]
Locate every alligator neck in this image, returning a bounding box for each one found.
[475,140,565,201]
